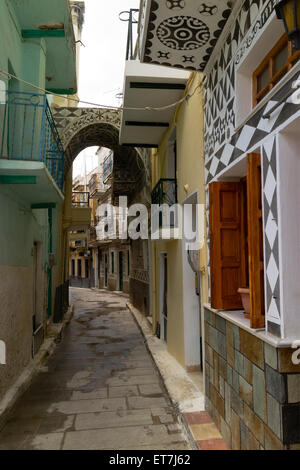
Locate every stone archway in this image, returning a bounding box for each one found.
[52,106,150,196]
[52,106,151,318]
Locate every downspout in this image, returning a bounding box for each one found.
[47,206,53,317]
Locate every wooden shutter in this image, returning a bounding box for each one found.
[247,153,265,328]
[209,182,247,310]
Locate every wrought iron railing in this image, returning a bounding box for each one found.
[88,173,108,197]
[0,91,65,191]
[151,178,178,229]
[120,9,139,60]
[103,151,114,182]
[151,178,177,206]
[72,191,90,207]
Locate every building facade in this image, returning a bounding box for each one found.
[122,0,300,450]
[0,0,77,402]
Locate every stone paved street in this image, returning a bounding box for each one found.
[0,288,191,450]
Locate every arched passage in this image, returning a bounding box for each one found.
[51,106,151,321]
[52,107,148,195]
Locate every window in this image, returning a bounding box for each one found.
[71,259,75,276]
[209,154,265,329]
[253,34,300,106]
[111,252,114,274]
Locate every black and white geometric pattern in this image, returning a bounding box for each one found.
[204,0,280,158]
[261,136,281,326]
[140,0,232,71]
[205,70,300,183]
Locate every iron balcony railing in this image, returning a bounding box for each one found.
[120,8,139,61]
[72,191,90,208]
[0,91,65,191]
[151,178,178,206]
[88,173,108,197]
[151,178,178,229]
[103,151,114,182]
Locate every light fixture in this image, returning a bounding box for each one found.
[275,0,300,50]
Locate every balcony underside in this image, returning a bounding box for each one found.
[10,0,77,93]
[139,0,237,72]
[0,160,63,205]
[119,60,189,146]
[68,207,92,231]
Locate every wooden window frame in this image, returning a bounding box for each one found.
[253,34,300,106]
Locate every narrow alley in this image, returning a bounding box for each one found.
[0,288,190,451]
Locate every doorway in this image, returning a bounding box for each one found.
[119,251,123,291]
[104,253,108,287]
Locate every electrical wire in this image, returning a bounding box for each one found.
[0,69,202,112]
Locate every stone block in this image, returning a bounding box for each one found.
[243,357,253,384]
[75,409,153,430]
[266,393,282,439]
[127,396,168,409]
[239,376,253,407]
[232,369,239,393]
[227,344,235,369]
[224,383,231,425]
[235,351,244,375]
[264,424,284,450]
[204,308,212,325]
[287,374,300,403]
[109,386,139,398]
[220,416,232,447]
[219,376,225,399]
[226,364,233,387]
[218,356,227,380]
[213,351,219,389]
[205,343,214,367]
[264,343,278,370]
[233,325,240,351]
[217,331,227,359]
[231,410,241,450]
[248,430,260,450]
[252,364,267,422]
[240,330,264,369]
[231,389,243,419]
[139,384,163,396]
[282,403,300,445]
[209,325,218,352]
[265,364,287,403]
[210,383,225,419]
[216,315,226,335]
[278,348,300,373]
[240,421,249,450]
[244,403,264,444]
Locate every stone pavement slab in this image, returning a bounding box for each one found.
[0,288,191,450]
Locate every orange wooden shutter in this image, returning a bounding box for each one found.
[247,153,265,328]
[209,182,247,310]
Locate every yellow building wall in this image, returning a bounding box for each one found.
[151,73,208,369]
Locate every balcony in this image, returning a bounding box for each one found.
[151,178,179,240]
[137,0,237,74]
[88,173,108,198]
[0,91,64,204]
[10,0,77,94]
[103,152,114,183]
[69,191,91,230]
[119,9,190,147]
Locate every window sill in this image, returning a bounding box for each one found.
[203,303,295,349]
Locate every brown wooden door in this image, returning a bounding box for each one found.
[247,153,265,328]
[209,182,247,310]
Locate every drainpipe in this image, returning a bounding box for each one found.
[47,206,53,318]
